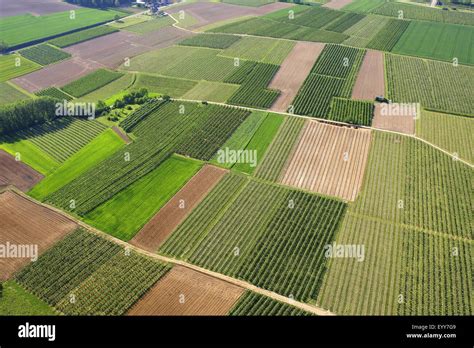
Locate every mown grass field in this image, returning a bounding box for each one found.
[392,21,474,65]
[0,54,41,82]
[61,69,123,98]
[416,110,474,163]
[29,129,125,201]
[0,281,57,315]
[78,73,135,102]
[0,8,125,47]
[342,0,386,13]
[179,33,241,49]
[233,113,284,174]
[84,155,202,241]
[219,37,295,64]
[0,137,59,175]
[182,81,239,102]
[132,74,197,98]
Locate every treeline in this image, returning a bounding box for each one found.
[65,0,131,8]
[0,97,58,136]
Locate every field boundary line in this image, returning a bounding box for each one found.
[2,186,334,316]
[170,97,474,168]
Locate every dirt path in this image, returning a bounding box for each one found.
[269,42,325,113]
[131,165,227,252]
[127,265,244,315]
[352,50,385,101]
[323,0,353,9]
[111,126,131,144]
[7,187,333,316]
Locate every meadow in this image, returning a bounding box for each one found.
[0,82,30,105]
[132,74,197,98]
[0,54,41,82]
[0,281,57,315]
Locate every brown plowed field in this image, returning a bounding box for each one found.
[167,2,292,30]
[0,190,77,280]
[0,150,44,191]
[270,42,325,113]
[372,103,416,135]
[280,121,372,201]
[352,50,385,101]
[64,27,193,69]
[131,165,227,252]
[323,0,354,9]
[11,57,103,93]
[127,265,244,315]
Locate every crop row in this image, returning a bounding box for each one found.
[61,69,123,98]
[280,7,345,30]
[16,117,106,162]
[19,44,71,66]
[328,98,374,126]
[35,87,73,101]
[49,25,118,48]
[45,101,250,214]
[312,44,366,79]
[179,33,241,49]
[227,62,280,108]
[366,19,410,51]
[255,116,306,182]
[160,175,347,302]
[325,12,366,33]
[229,292,311,316]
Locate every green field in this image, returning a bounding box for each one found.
[233,113,284,174]
[61,69,123,98]
[182,81,239,102]
[211,110,268,168]
[179,33,241,49]
[222,0,276,6]
[229,291,311,316]
[45,101,250,215]
[29,129,125,200]
[78,73,135,102]
[16,118,107,163]
[416,110,474,163]
[0,8,125,47]
[132,74,197,98]
[19,44,71,66]
[122,46,242,82]
[342,0,386,13]
[160,174,347,302]
[220,37,295,64]
[386,54,474,116]
[325,12,366,33]
[342,14,391,47]
[0,281,57,315]
[366,19,410,51]
[0,82,30,105]
[108,14,150,29]
[84,155,202,241]
[328,98,374,126]
[0,137,59,175]
[254,117,305,181]
[392,21,474,65]
[317,132,473,315]
[124,15,174,33]
[49,26,118,48]
[0,54,41,82]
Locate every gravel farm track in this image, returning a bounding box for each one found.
[131,165,227,252]
[281,121,372,201]
[127,265,245,315]
[0,189,77,280]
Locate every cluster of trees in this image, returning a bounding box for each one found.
[0,97,58,136]
[113,88,150,108]
[65,0,131,8]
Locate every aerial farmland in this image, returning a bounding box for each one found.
[0,0,472,344]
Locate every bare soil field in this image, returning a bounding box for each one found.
[0,150,43,191]
[372,103,416,135]
[0,190,77,280]
[167,2,292,30]
[281,121,372,201]
[0,0,80,17]
[323,0,354,10]
[112,126,131,144]
[11,57,103,93]
[131,165,227,252]
[352,50,385,101]
[127,265,244,315]
[269,42,325,112]
[64,27,193,69]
